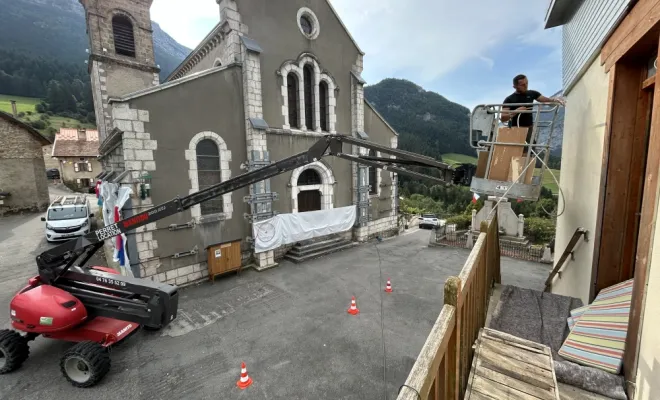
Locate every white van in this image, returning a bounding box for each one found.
[42,196,94,242]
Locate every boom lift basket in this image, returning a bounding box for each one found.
[468,102,562,202]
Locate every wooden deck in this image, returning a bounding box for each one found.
[464,328,561,400]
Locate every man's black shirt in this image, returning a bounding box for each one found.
[503,90,541,127]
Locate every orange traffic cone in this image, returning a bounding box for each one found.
[347,296,359,315]
[237,362,253,389]
[385,279,393,293]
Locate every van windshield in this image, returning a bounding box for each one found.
[48,207,87,221]
[422,214,437,219]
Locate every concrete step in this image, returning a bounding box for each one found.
[284,241,357,263]
[288,237,348,257]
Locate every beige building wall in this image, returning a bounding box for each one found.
[59,157,102,187]
[634,192,660,399]
[549,57,610,304]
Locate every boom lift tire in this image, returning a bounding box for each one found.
[0,329,30,374]
[60,341,111,388]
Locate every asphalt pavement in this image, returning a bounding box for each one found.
[0,208,550,400]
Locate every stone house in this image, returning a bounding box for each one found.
[51,128,101,190]
[80,0,399,284]
[0,110,51,214]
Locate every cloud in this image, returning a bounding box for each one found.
[151,0,219,49]
[329,0,556,83]
[147,0,562,107]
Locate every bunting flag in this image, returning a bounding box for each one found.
[472,192,480,204]
[118,234,126,267]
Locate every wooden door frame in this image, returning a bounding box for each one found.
[593,3,660,395]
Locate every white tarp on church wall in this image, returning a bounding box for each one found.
[252,206,356,253]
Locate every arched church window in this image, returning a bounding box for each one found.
[319,80,329,132]
[287,73,300,129]
[112,15,136,58]
[297,169,321,186]
[303,64,315,130]
[196,139,223,215]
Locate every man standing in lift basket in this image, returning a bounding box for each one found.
[500,74,565,146]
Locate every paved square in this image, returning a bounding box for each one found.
[0,216,550,399]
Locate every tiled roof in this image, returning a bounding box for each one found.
[57,128,99,141]
[52,128,100,157]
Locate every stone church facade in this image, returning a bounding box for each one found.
[80,0,400,285]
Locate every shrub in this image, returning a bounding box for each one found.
[39,113,49,121]
[524,217,555,243]
[17,111,25,118]
[35,103,46,113]
[26,111,33,116]
[29,120,46,130]
[446,213,471,230]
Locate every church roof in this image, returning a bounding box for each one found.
[364,100,399,137]
[111,63,240,103]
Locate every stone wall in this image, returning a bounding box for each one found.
[81,0,156,64]
[0,119,50,213]
[353,215,399,242]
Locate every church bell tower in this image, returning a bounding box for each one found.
[79,0,160,142]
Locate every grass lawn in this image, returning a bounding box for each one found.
[0,94,40,114]
[0,93,95,139]
[442,153,561,194]
[442,153,478,165]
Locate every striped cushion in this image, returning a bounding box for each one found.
[558,279,633,374]
[567,305,590,330]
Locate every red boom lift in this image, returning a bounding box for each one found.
[0,134,470,387]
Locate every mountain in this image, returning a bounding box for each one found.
[0,0,190,81]
[364,79,473,160]
[365,80,565,163]
[537,90,565,156]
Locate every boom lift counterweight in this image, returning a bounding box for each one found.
[3,134,464,388]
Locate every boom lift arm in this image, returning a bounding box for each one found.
[34,134,459,329]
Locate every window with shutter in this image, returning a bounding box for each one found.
[112,15,136,58]
[74,162,80,172]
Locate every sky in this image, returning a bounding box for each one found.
[150,0,562,110]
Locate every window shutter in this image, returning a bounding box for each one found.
[88,162,92,172]
[74,163,79,172]
[76,179,81,185]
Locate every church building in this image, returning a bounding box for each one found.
[80,0,400,284]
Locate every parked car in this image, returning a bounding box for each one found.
[41,195,94,243]
[419,213,439,229]
[46,168,60,180]
[88,180,97,194]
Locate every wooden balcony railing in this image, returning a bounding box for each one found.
[397,213,501,400]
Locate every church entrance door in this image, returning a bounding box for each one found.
[297,190,321,213]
